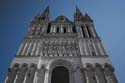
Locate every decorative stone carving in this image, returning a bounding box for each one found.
[15,63,28,83]
[94,63,106,83]
[84,64,96,83]
[42,40,79,56]
[6,63,19,83]
[103,63,118,83]
[37,65,47,83]
[25,64,37,83]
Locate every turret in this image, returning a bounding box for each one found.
[31,6,50,24]
[74,6,83,21]
[28,6,50,36]
[74,6,98,38]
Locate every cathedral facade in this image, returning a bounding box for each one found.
[5,6,118,83]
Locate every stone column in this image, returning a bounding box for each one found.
[6,63,19,83]
[86,25,93,37]
[60,25,63,33]
[103,64,118,83]
[91,24,99,38]
[17,42,24,55]
[37,65,47,83]
[15,63,28,83]
[94,64,106,83]
[25,64,37,83]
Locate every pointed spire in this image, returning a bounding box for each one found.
[41,6,49,17]
[76,5,82,15]
[84,13,93,22]
[74,5,83,21]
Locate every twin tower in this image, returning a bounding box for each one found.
[5,6,118,83]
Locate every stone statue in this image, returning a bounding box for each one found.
[104,67,118,83]
[37,65,47,83]
[15,64,28,83]
[94,65,107,83]
[25,64,37,83]
[6,64,19,83]
[84,65,96,83]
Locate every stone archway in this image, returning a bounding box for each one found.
[51,66,69,83]
[48,60,75,83]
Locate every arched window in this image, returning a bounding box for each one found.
[46,23,51,33]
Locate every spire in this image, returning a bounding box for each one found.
[30,6,50,25]
[76,5,82,15]
[84,13,93,22]
[74,5,83,21]
[41,6,49,17]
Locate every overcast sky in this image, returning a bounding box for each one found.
[0,0,125,82]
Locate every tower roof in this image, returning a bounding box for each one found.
[76,6,83,15]
[41,6,49,17]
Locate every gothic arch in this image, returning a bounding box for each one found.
[84,63,93,69]
[13,63,20,68]
[48,60,75,83]
[95,63,102,68]
[20,63,28,67]
[104,63,114,72]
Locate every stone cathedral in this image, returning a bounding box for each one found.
[5,6,118,83]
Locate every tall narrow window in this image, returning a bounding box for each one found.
[46,23,51,33]
[64,27,66,33]
[72,26,77,33]
[81,26,86,37]
[29,43,34,55]
[86,25,93,37]
[57,27,59,33]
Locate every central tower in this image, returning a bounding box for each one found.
[5,6,118,83]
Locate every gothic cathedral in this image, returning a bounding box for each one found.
[5,6,118,83]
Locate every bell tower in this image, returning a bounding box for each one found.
[5,6,118,83]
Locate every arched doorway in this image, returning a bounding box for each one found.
[51,66,69,83]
